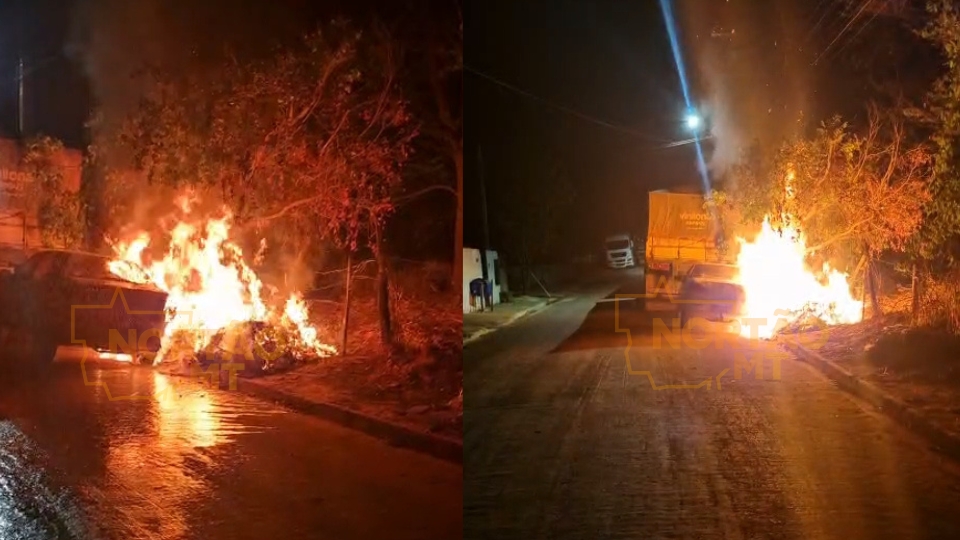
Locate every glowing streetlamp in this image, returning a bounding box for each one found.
[684,111,702,131]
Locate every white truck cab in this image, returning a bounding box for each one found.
[604,234,636,269]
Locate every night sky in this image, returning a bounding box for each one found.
[466,0,936,261]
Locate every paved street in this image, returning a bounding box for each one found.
[465,271,960,540]
[0,359,462,540]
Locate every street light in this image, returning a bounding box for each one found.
[684,111,702,131]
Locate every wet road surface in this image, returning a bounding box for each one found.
[465,272,960,539]
[0,358,462,539]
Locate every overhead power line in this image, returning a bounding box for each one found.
[826,0,888,63]
[813,0,877,66]
[466,65,667,143]
[802,0,844,46]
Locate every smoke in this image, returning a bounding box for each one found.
[66,0,170,140]
[677,0,811,182]
[696,48,742,180]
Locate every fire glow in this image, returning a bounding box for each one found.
[108,199,336,365]
[733,219,863,339]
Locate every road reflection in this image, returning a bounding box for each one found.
[153,373,222,448]
[0,362,278,539]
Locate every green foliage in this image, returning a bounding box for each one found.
[914,0,960,261]
[726,139,779,229]
[21,136,85,248]
[724,110,933,275]
[99,20,416,256]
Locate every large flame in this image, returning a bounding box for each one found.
[735,218,863,338]
[108,199,336,365]
[733,218,862,339]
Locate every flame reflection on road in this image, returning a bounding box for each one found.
[98,370,274,538]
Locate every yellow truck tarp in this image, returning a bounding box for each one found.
[646,191,722,259]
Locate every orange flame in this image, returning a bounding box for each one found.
[732,172,863,338]
[108,199,336,365]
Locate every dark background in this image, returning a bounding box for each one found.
[465,0,938,264]
[0,0,458,261]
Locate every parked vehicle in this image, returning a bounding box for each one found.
[604,233,636,269]
[677,263,746,327]
[0,249,168,365]
[645,190,733,297]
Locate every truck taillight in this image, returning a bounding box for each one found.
[648,261,671,272]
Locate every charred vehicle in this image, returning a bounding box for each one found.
[0,249,168,364]
[677,263,746,328]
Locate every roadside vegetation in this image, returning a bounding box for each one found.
[707,1,960,431]
[27,10,463,427]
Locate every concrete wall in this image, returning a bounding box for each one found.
[0,139,82,253]
[463,248,481,313]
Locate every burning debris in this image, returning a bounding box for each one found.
[726,166,863,338]
[733,218,863,339]
[107,195,336,369]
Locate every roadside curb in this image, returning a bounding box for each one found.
[234,378,463,465]
[785,341,960,462]
[463,296,565,344]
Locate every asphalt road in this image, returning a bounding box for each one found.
[0,358,462,539]
[465,269,960,540]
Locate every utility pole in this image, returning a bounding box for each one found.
[478,145,491,282]
[16,0,24,140]
[17,57,24,139]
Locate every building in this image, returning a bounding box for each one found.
[0,138,82,265]
[462,247,504,313]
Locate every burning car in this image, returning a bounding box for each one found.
[108,202,337,367]
[0,249,168,365]
[677,263,746,328]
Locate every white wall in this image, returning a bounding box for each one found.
[463,248,482,313]
[462,247,504,313]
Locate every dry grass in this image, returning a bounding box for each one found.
[916,270,960,332]
[302,261,462,414]
[805,278,960,388]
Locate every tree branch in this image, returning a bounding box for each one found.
[395,184,457,205]
[245,194,326,230]
[806,217,874,253]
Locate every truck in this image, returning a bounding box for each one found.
[645,189,733,297]
[0,249,168,366]
[604,233,636,269]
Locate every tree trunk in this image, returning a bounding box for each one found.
[867,258,882,318]
[340,250,352,356]
[453,146,463,292]
[374,225,392,348]
[911,262,919,325]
